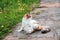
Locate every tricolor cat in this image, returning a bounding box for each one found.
[18,14,51,33]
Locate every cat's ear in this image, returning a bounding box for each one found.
[24,14,27,17]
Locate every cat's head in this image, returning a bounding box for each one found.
[24,14,31,19]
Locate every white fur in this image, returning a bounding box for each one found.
[18,15,39,33]
[18,14,50,33]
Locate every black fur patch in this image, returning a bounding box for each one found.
[41,29,51,34]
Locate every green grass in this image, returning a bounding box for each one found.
[0,0,39,40]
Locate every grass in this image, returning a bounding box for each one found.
[0,0,39,40]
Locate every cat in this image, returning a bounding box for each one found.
[18,14,51,33]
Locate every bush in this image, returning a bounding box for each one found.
[0,0,39,40]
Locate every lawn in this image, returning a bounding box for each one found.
[0,0,39,40]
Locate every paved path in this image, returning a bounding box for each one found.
[3,0,60,40]
[40,0,60,2]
